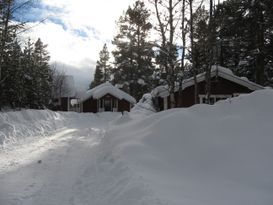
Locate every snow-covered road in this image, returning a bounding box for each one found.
[0,113,121,205]
[2,90,273,205]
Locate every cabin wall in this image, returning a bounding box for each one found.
[159,76,255,110]
[82,97,98,113]
[175,86,196,108]
[198,77,253,95]
[52,97,69,111]
[118,99,131,112]
[82,94,131,113]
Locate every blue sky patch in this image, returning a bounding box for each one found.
[72,29,89,38]
[48,17,68,31]
[87,26,101,41]
[13,0,65,25]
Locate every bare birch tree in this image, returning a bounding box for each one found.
[150,0,182,108]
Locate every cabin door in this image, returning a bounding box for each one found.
[104,99,112,111]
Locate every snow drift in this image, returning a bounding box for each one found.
[104,89,273,205]
[0,110,68,148]
[1,90,273,205]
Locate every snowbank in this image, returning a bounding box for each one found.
[131,93,156,118]
[104,89,273,205]
[1,90,273,205]
[0,110,69,149]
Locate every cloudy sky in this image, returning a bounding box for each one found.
[21,0,134,91]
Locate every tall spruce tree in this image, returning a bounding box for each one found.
[191,6,210,75]
[21,39,35,108]
[32,38,52,108]
[0,0,17,108]
[112,0,154,100]
[90,63,104,88]
[90,44,111,88]
[0,0,50,109]
[3,40,24,108]
[99,43,111,82]
[214,0,273,86]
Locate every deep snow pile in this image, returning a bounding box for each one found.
[0,110,74,149]
[130,93,156,119]
[103,89,273,205]
[132,93,156,113]
[1,90,273,205]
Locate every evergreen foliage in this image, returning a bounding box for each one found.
[32,38,52,107]
[90,63,104,89]
[214,0,273,86]
[1,37,52,109]
[191,6,210,74]
[0,1,54,110]
[112,0,154,100]
[90,44,111,89]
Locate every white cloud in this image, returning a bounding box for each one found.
[26,22,99,66]
[24,0,135,90]
[41,0,134,37]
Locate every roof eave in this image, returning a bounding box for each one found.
[218,71,264,91]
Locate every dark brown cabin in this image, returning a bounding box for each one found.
[153,66,264,111]
[79,82,136,113]
[52,76,76,112]
[52,97,73,111]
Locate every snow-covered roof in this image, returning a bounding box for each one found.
[80,82,136,104]
[152,65,264,98]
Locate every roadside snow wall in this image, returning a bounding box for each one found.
[104,89,273,205]
[0,110,67,148]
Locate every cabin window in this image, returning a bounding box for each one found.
[233,93,244,97]
[199,95,232,105]
[104,99,112,111]
[209,97,215,104]
[100,99,104,108]
[113,99,117,108]
[163,97,168,110]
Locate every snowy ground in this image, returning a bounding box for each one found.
[0,111,160,205]
[1,89,273,205]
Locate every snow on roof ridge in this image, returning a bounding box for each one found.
[211,65,234,75]
[214,65,264,90]
[153,65,264,98]
[80,82,136,104]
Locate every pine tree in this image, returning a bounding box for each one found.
[0,0,37,109]
[3,40,24,108]
[99,43,111,82]
[191,6,210,74]
[32,38,52,108]
[90,44,111,88]
[21,39,35,108]
[112,0,154,100]
[0,0,17,108]
[90,63,104,88]
[214,0,273,86]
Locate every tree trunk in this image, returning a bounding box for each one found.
[178,0,186,107]
[0,0,12,110]
[205,0,214,104]
[255,3,265,85]
[189,0,198,104]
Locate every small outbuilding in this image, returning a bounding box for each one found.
[152,65,264,111]
[79,82,136,113]
[52,75,76,111]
